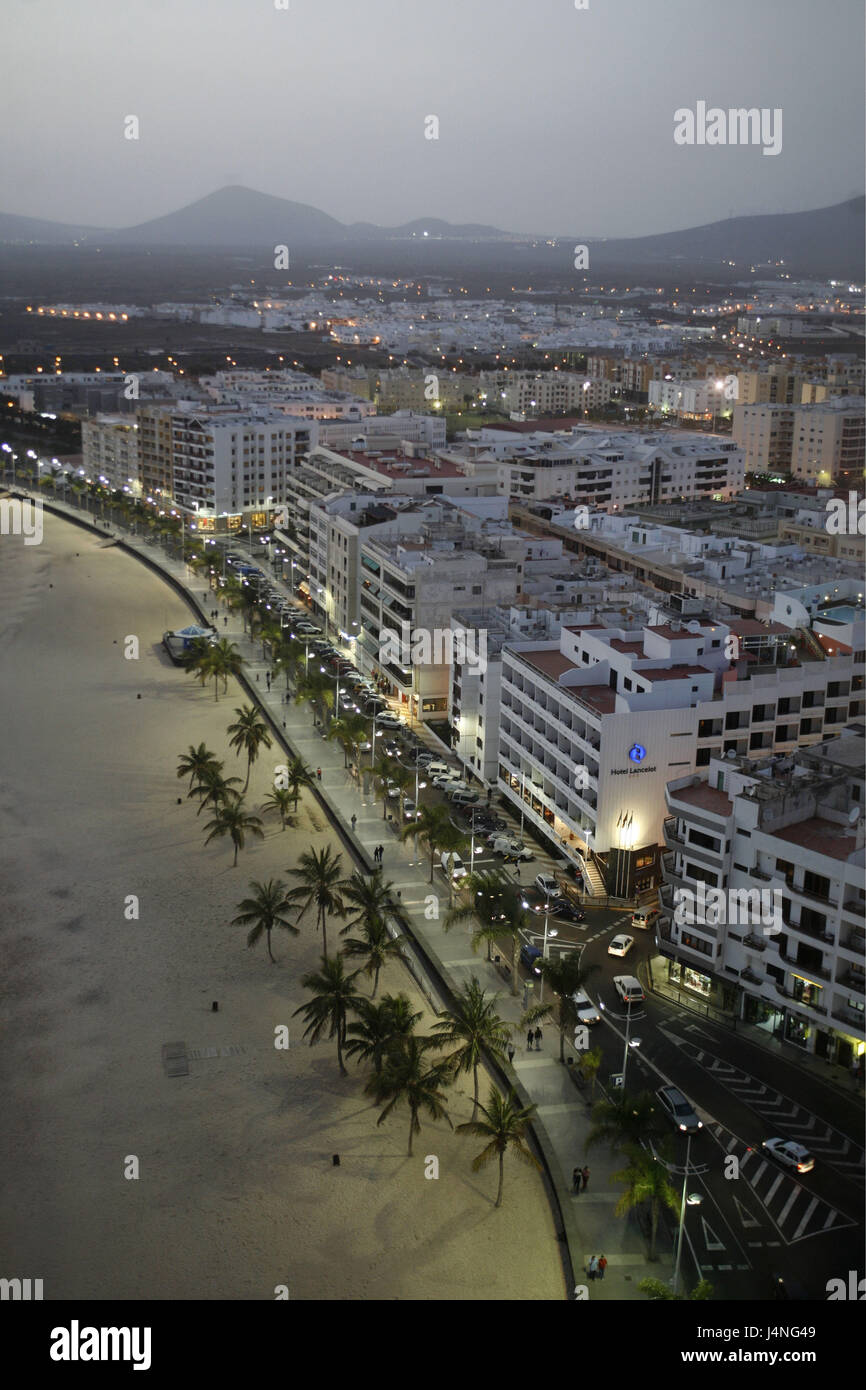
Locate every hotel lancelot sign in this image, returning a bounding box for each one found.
[611,743,657,776]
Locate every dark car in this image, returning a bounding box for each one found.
[520,943,543,973]
[554,901,586,923]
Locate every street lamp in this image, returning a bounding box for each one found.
[672,1134,704,1296]
[523,893,558,1004]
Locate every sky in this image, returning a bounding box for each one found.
[2,0,864,237]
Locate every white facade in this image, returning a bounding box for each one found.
[81,414,139,490]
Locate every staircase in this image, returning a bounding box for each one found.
[583,854,606,897]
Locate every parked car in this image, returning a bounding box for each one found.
[613,975,645,1005]
[608,934,635,957]
[402,798,420,820]
[432,773,461,790]
[443,781,470,798]
[451,790,480,807]
[762,1138,815,1174]
[656,1085,703,1134]
[535,872,563,900]
[520,943,543,973]
[494,834,536,856]
[571,990,601,1026]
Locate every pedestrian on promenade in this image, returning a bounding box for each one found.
[572,1167,581,1193]
[223,616,228,627]
[581,1166,590,1192]
[587,1256,598,1281]
[526,1029,533,1051]
[351,814,357,832]
[266,672,271,691]
[507,1044,515,1065]
[316,767,322,781]
[598,1255,607,1281]
[514,863,521,880]
[534,1026,542,1051]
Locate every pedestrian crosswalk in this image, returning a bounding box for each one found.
[676,1041,865,1177]
[706,1122,855,1242]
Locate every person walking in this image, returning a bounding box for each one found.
[526,1029,533,1051]
[587,1255,598,1281]
[572,1166,581,1194]
[350,814,357,832]
[581,1165,590,1192]
[223,615,228,627]
[598,1255,607,1281]
[507,1044,515,1065]
[266,672,271,691]
[534,1026,542,1051]
[316,767,322,781]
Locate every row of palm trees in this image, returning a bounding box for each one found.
[582,1088,681,1263]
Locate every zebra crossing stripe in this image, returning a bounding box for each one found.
[792,1198,819,1241]
[764,1172,783,1204]
[776,1188,800,1228]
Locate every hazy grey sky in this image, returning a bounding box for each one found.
[3,0,863,235]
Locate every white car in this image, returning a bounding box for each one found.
[492,837,534,860]
[377,713,402,730]
[403,798,420,820]
[762,1138,815,1174]
[432,773,461,789]
[571,990,601,1026]
[613,975,645,1005]
[440,851,467,881]
[535,872,563,899]
[608,934,634,957]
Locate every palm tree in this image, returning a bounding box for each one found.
[226,704,273,792]
[261,786,296,830]
[341,915,405,998]
[578,1045,604,1101]
[182,637,215,694]
[294,954,363,1076]
[535,950,601,1063]
[176,742,221,791]
[446,876,528,997]
[327,716,355,768]
[258,620,283,661]
[231,878,298,964]
[286,845,345,955]
[387,762,414,823]
[456,1087,541,1208]
[370,753,399,819]
[586,1090,658,1154]
[203,798,264,866]
[294,669,333,726]
[399,802,452,884]
[285,755,316,812]
[366,1035,454,1157]
[339,870,395,932]
[435,822,472,906]
[209,639,244,700]
[611,1145,680,1261]
[344,993,422,1075]
[432,977,511,1119]
[189,764,243,817]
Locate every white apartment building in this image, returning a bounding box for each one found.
[81,414,139,491]
[497,619,864,896]
[162,408,315,529]
[454,427,744,507]
[479,370,614,416]
[198,369,376,421]
[648,377,725,420]
[659,736,865,1065]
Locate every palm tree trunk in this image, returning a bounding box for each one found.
[429,846,435,884]
[495,1151,504,1208]
[233,839,239,867]
[372,964,380,999]
[408,1109,415,1157]
[244,757,251,793]
[266,928,275,964]
[336,1030,347,1076]
[213,674,219,702]
[320,907,328,957]
[472,1062,479,1119]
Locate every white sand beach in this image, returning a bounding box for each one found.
[0,511,565,1300]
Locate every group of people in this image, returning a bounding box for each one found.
[586,1255,607,1281]
[372,844,385,864]
[526,1026,543,1050]
[572,1165,590,1193]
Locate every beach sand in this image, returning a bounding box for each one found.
[0,511,565,1300]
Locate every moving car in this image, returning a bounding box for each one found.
[439,851,467,881]
[520,943,543,973]
[608,934,635,957]
[535,872,563,899]
[613,975,645,1005]
[451,790,480,806]
[571,990,601,1026]
[402,798,420,820]
[656,1085,702,1134]
[554,900,586,922]
[762,1138,815,1174]
[632,908,660,930]
[377,713,403,730]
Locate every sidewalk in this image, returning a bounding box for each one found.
[34,493,674,1300]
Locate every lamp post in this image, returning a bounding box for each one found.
[672,1135,704,1297]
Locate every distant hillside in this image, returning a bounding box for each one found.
[0,185,861,277]
[0,210,105,244]
[572,196,865,277]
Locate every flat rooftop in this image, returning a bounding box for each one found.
[670,783,733,817]
[773,818,858,862]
